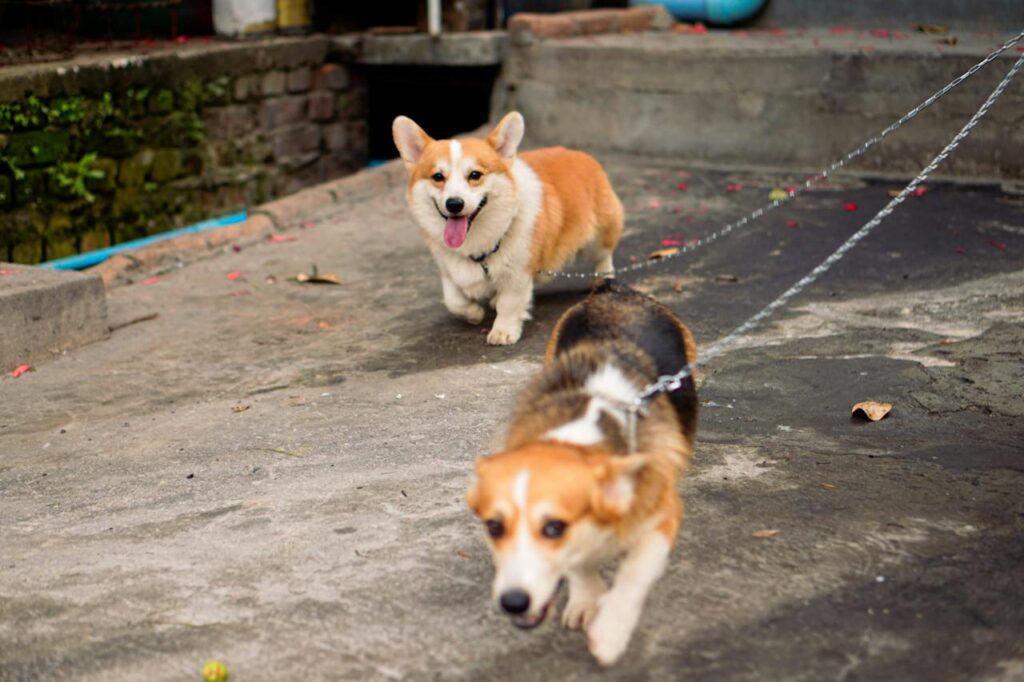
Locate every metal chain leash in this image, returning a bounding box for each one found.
[627,48,1024,420]
[544,30,1024,281]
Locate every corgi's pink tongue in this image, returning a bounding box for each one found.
[444,215,469,249]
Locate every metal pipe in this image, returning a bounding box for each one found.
[428,0,442,37]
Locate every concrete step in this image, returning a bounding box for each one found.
[0,264,108,371]
[499,28,1024,179]
[754,0,1023,32]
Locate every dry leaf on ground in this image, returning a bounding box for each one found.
[851,400,893,421]
[715,273,740,283]
[292,265,342,285]
[648,248,679,260]
[232,404,251,413]
[916,24,949,34]
[752,529,780,539]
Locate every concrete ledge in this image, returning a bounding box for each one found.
[85,160,406,287]
[0,264,108,370]
[354,32,507,66]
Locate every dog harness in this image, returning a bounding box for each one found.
[469,239,501,276]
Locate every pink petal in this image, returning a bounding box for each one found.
[141,276,160,285]
[648,198,662,209]
[11,364,32,378]
[911,186,929,197]
[786,220,799,229]
[989,240,1007,250]
[270,234,298,243]
[0,269,19,275]
[691,24,707,34]
[661,239,683,247]
[843,202,858,212]
[785,185,798,195]
[302,221,317,229]
[830,27,853,34]
[726,183,743,193]
[227,271,242,281]
[870,29,890,38]
[676,182,689,191]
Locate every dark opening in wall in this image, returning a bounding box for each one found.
[365,65,501,161]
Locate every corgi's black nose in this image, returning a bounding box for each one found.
[445,197,465,215]
[500,589,530,615]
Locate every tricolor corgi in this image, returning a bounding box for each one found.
[466,280,699,665]
[392,112,624,345]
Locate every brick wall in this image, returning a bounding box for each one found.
[0,37,368,264]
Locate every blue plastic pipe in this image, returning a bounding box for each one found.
[629,0,766,24]
[40,211,248,271]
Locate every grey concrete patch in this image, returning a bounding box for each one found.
[0,263,107,371]
[352,32,508,66]
[1,159,1023,679]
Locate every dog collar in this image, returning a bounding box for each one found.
[470,237,501,276]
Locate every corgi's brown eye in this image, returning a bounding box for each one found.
[431,172,445,182]
[485,519,504,539]
[542,520,567,539]
[468,170,483,181]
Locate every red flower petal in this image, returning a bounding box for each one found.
[830,27,853,34]
[648,198,662,209]
[911,185,929,197]
[785,185,798,195]
[270,234,298,243]
[0,269,19,275]
[726,183,743,193]
[989,240,1007,250]
[870,29,890,38]
[227,271,242,281]
[843,202,859,212]
[661,239,683,247]
[676,182,689,191]
[11,364,32,378]
[141,276,160,285]
[691,24,707,34]
[174,35,189,44]
[786,220,799,229]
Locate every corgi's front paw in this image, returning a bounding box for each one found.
[562,596,600,630]
[460,302,486,325]
[587,596,639,666]
[487,323,522,345]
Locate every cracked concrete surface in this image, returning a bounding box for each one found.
[1,158,1022,681]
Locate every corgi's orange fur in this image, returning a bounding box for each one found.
[467,281,698,665]
[393,112,623,345]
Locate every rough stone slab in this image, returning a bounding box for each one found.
[0,264,107,370]
[755,0,1023,31]
[352,31,508,66]
[0,36,329,104]
[501,28,1024,180]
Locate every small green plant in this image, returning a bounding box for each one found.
[48,153,105,203]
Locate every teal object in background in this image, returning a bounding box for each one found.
[629,0,767,24]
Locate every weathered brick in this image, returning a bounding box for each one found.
[6,129,71,167]
[307,91,335,122]
[313,63,350,91]
[0,175,11,207]
[233,74,261,101]
[262,70,286,96]
[203,104,257,137]
[118,156,147,188]
[87,158,118,193]
[575,9,621,35]
[323,120,368,155]
[272,124,321,161]
[150,150,183,183]
[259,95,307,130]
[509,13,577,39]
[335,90,368,119]
[286,67,312,93]
[14,170,46,205]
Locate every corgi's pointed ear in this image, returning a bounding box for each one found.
[466,456,491,513]
[486,112,525,161]
[589,454,649,521]
[393,116,433,169]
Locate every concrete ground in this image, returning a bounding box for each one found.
[1,156,1023,681]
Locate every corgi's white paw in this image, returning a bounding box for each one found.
[587,597,639,666]
[562,596,600,630]
[461,303,485,325]
[487,324,521,345]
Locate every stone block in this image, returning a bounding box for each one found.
[150,150,183,183]
[313,63,350,91]
[262,70,287,96]
[323,120,367,154]
[233,74,261,101]
[259,95,307,130]
[5,129,71,167]
[86,157,119,193]
[307,91,335,122]
[203,104,257,137]
[14,170,46,205]
[335,90,368,120]
[286,67,312,93]
[272,124,321,161]
[0,263,108,370]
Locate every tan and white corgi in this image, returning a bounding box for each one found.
[392,112,624,345]
[466,280,699,665]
